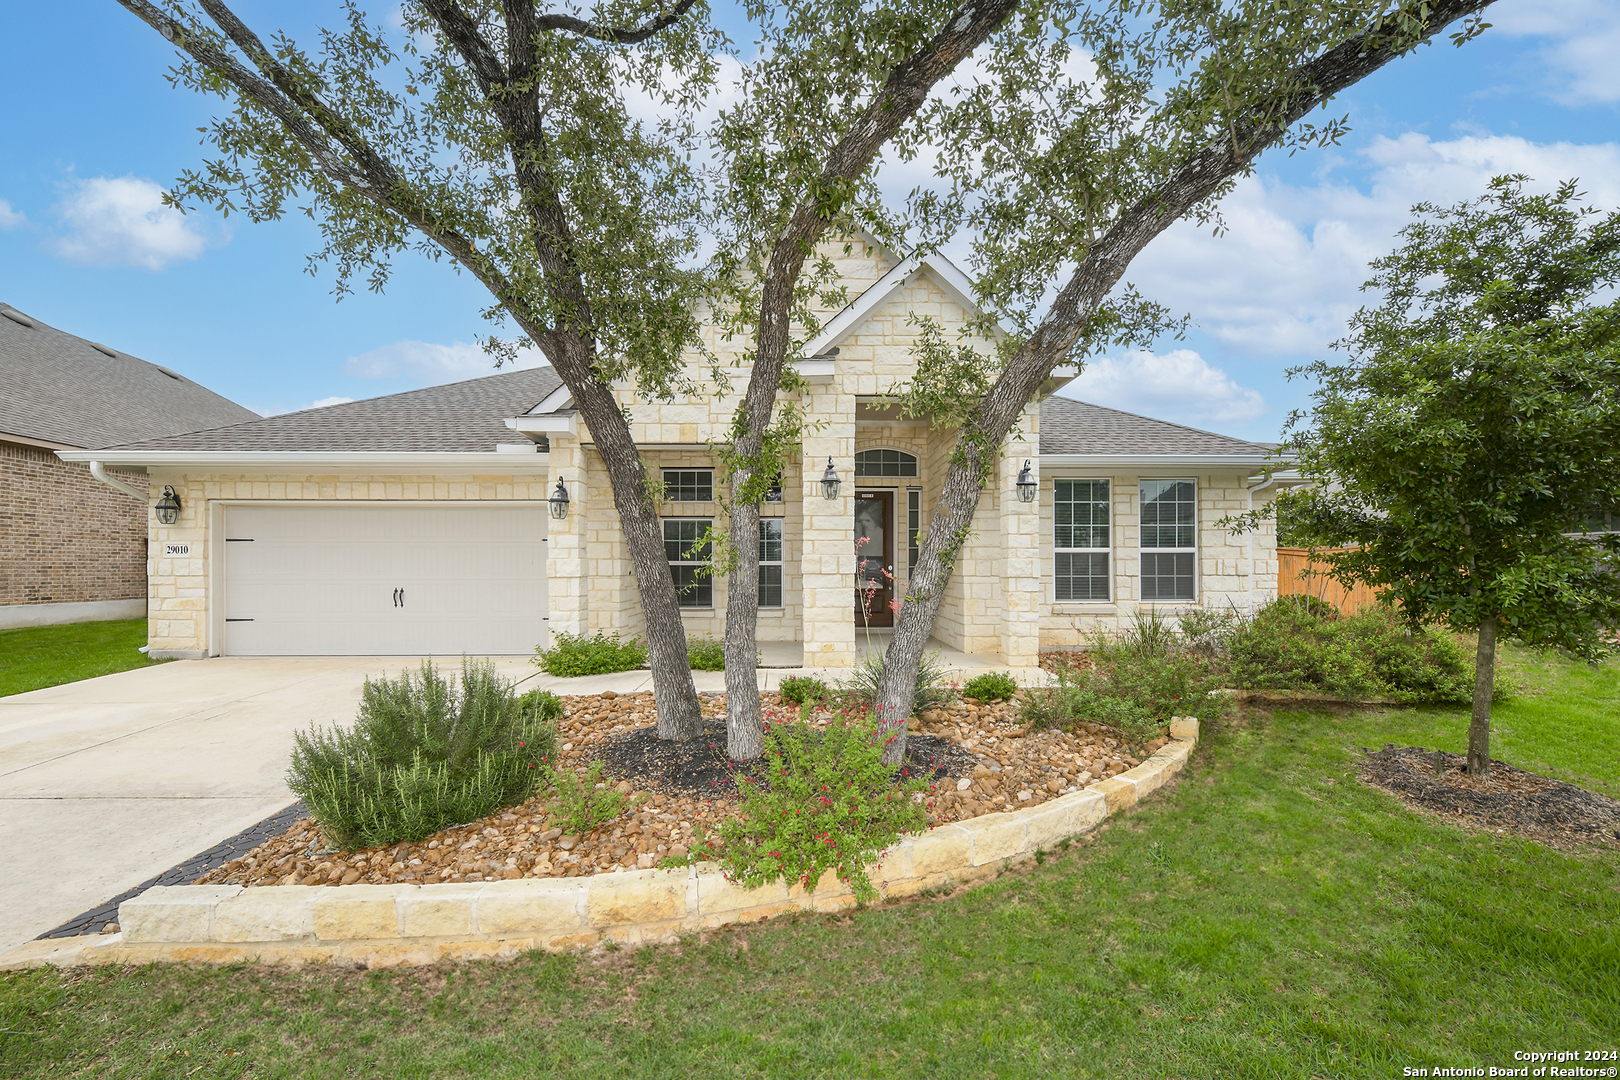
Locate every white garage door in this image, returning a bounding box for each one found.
[221,504,548,656]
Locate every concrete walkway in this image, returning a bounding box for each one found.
[0,642,1043,951]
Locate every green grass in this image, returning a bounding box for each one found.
[0,618,167,698]
[2,647,1615,1078]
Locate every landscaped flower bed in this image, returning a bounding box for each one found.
[194,689,1166,891]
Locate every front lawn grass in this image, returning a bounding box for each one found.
[2,649,1615,1078]
[0,618,167,698]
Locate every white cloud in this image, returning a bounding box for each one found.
[50,176,215,270]
[343,339,545,384]
[307,395,355,409]
[0,199,25,230]
[1060,349,1266,428]
[1121,133,1620,357]
[1491,0,1620,105]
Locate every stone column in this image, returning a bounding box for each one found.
[1000,423,1042,667]
[545,440,589,639]
[800,385,856,669]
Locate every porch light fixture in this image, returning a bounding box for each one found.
[548,477,571,520]
[1015,460,1038,504]
[765,473,783,503]
[154,486,182,525]
[820,457,841,501]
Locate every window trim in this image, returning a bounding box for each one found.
[1052,478,1112,604]
[906,488,921,577]
[758,517,784,609]
[661,469,714,502]
[1138,478,1198,603]
[663,517,714,608]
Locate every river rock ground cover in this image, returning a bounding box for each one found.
[194,689,1164,890]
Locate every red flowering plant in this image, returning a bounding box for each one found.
[669,710,933,903]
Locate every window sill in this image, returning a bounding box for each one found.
[1051,604,1118,615]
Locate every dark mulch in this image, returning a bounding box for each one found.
[597,720,980,800]
[1361,744,1620,851]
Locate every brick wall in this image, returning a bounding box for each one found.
[0,441,148,606]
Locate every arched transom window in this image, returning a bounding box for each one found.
[854,449,918,477]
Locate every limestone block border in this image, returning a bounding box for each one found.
[1,721,1200,971]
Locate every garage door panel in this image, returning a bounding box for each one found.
[222,505,547,656]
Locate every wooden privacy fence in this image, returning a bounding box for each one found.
[1276,547,1382,614]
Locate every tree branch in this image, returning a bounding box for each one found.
[532,0,700,45]
[873,0,1501,759]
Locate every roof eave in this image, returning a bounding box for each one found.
[55,450,552,474]
[1038,453,1287,470]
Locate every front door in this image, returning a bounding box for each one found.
[854,490,895,628]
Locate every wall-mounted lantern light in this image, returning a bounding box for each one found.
[765,473,783,503]
[154,485,182,525]
[548,477,571,520]
[820,457,841,501]
[1015,460,1038,504]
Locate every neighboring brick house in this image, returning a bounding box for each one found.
[1,303,258,628]
[64,236,1292,661]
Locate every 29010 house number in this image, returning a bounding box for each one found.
[162,542,190,557]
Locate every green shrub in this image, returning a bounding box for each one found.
[679,713,929,902]
[534,630,647,677]
[287,660,559,850]
[1228,600,1472,703]
[963,671,1019,702]
[1177,606,1244,656]
[538,759,635,834]
[1021,622,1228,748]
[1022,640,1223,749]
[685,634,762,671]
[687,634,727,671]
[779,674,830,705]
[836,649,956,715]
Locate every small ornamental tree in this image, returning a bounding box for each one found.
[1247,176,1620,776]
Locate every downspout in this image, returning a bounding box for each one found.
[1245,473,1279,611]
[90,462,154,650]
[89,460,149,502]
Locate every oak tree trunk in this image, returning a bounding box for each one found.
[563,374,706,741]
[868,0,1492,764]
[1466,612,1498,776]
[724,484,766,759]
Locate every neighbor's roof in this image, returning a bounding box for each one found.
[104,364,564,453]
[0,303,260,449]
[1038,395,1274,458]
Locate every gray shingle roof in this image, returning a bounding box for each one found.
[107,365,563,453]
[0,303,260,448]
[1038,394,1274,456]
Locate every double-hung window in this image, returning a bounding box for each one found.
[662,469,712,502]
[1140,479,1196,601]
[663,518,712,607]
[1054,480,1110,601]
[758,519,784,608]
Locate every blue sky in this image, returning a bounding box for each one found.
[1,1,1616,439]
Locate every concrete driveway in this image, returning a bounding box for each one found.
[0,656,540,952]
